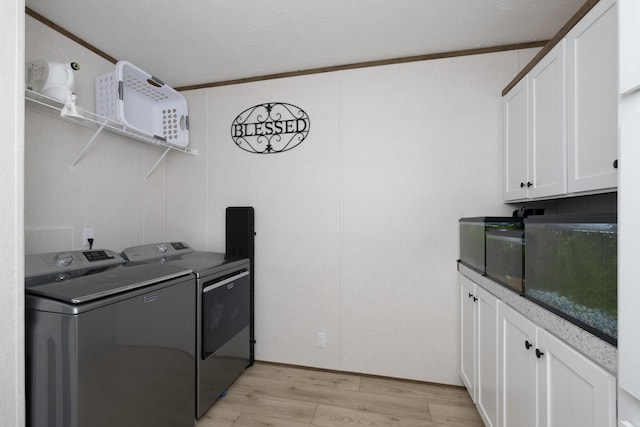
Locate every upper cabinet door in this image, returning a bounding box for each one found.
[566,0,618,193]
[528,40,568,199]
[620,0,640,94]
[503,77,529,202]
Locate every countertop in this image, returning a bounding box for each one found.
[458,262,617,375]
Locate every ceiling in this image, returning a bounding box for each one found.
[25,0,585,89]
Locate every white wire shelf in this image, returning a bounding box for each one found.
[25,89,198,178]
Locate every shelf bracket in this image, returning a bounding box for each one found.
[70,121,107,168]
[144,147,171,179]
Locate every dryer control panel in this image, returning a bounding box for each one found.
[121,242,194,262]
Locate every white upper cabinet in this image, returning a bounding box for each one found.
[503,77,529,201]
[503,41,567,202]
[619,0,640,94]
[503,0,618,201]
[528,40,568,199]
[566,0,619,193]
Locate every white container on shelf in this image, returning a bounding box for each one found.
[26,60,79,102]
[95,61,189,148]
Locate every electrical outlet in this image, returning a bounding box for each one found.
[82,228,94,247]
[317,332,327,348]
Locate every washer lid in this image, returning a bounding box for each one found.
[25,262,192,304]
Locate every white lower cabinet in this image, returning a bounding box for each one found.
[460,274,477,400]
[498,303,616,427]
[476,285,500,427]
[498,302,537,427]
[537,328,616,427]
[460,275,500,427]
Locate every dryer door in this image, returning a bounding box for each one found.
[201,270,250,359]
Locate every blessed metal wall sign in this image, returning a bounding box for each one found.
[231,102,310,154]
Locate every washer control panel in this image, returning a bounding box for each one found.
[55,252,73,267]
[25,249,124,277]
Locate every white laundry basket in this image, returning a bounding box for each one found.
[95,61,189,147]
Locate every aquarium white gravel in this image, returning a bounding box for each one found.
[526,289,617,340]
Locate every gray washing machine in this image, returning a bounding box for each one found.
[25,249,196,427]
[121,242,251,418]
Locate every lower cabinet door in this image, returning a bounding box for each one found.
[476,286,499,427]
[536,329,616,427]
[499,303,537,427]
[459,275,476,401]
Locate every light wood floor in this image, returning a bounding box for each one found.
[196,362,484,426]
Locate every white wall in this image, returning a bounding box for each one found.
[24,16,174,253]
[618,0,640,420]
[25,14,541,384]
[1,1,25,426]
[187,50,537,384]
[340,56,514,382]
[203,73,344,370]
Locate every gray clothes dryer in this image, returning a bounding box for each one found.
[121,242,252,418]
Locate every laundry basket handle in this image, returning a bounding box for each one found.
[147,76,164,88]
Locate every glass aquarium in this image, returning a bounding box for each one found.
[459,217,523,274]
[486,229,525,292]
[524,213,617,345]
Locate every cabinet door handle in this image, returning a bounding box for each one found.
[524,340,533,350]
[536,348,544,358]
[613,159,618,169]
[473,296,478,302]
[520,182,525,188]
[468,292,474,299]
[527,181,533,188]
